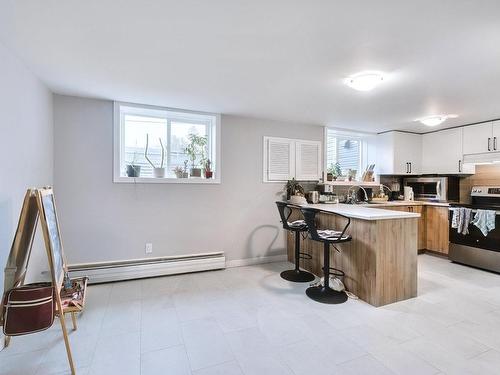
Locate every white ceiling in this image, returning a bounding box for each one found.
[1,0,500,133]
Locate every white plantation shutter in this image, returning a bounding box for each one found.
[266,138,295,181]
[295,140,321,180]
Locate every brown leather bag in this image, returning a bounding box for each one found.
[2,282,56,336]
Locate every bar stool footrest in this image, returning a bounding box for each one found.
[299,252,312,260]
[328,267,345,278]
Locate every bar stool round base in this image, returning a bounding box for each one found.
[305,286,348,304]
[280,269,315,283]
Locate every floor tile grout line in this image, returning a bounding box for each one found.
[87,284,113,374]
[139,286,143,375]
[190,359,238,374]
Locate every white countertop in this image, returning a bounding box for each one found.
[369,201,450,207]
[303,203,421,221]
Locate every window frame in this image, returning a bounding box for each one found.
[113,101,221,184]
[323,127,369,179]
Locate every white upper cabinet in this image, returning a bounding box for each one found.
[376,132,421,175]
[295,140,322,181]
[263,137,321,182]
[492,121,500,152]
[463,122,493,154]
[422,127,474,174]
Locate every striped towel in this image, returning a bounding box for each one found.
[457,208,472,235]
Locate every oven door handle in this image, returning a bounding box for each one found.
[449,207,500,215]
[436,180,441,200]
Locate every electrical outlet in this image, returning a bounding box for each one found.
[145,243,153,254]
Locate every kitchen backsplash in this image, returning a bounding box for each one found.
[459,164,500,203]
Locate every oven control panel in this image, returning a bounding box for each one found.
[471,186,500,197]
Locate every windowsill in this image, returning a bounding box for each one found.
[113,176,221,184]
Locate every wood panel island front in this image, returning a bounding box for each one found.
[286,204,420,307]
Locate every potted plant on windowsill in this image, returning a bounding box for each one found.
[173,166,184,178]
[126,151,141,177]
[126,164,141,178]
[185,134,207,178]
[145,134,166,178]
[203,159,213,179]
[327,162,342,181]
[173,161,189,179]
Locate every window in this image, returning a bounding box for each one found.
[114,102,220,183]
[325,128,363,176]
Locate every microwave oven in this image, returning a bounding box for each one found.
[403,177,459,202]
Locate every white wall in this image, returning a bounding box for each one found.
[0,42,53,294]
[54,95,323,266]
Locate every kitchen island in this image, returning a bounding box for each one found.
[287,203,420,306]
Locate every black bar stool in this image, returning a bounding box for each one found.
[300,207,351,304]
[275,201,315,282]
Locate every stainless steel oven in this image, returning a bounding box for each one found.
[449,186,500,273]
[403,176,459,202]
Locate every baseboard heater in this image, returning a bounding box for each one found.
[68,252,225,284]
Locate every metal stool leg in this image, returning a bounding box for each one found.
[305,242,348,304]
[280,231,315,282]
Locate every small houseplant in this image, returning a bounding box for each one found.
[126,151,141,177]
[327,162,342,181]
[173,166,184,178]
[174,160,189,178]
[185,134,207,177]
[144,134,166,178]
[203,159,213,179]
[284,178,306,202]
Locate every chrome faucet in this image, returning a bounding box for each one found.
[379,184,393,196]
[347,185,369,204]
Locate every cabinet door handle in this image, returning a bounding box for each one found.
[409,162,412,174]
[495,137,498,151]
[488,137,491,151]
[458,160,462,173]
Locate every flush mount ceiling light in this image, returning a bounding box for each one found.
[417,114,458,127]
[345,71,385,91]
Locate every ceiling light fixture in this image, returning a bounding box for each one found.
[417,114,458,127]
[345,71,384,92]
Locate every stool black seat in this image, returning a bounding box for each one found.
[275,201,315,283]
[300,207,352,304]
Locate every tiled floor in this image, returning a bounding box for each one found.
[1,254,500,375]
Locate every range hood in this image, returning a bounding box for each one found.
[463,151,500,165]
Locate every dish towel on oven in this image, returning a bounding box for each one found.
[451,208,460,229]
[456,208,472,235]
[471,209,496,236]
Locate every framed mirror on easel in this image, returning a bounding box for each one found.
[1,187,88,375]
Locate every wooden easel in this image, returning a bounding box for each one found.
[1,188,83,374]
